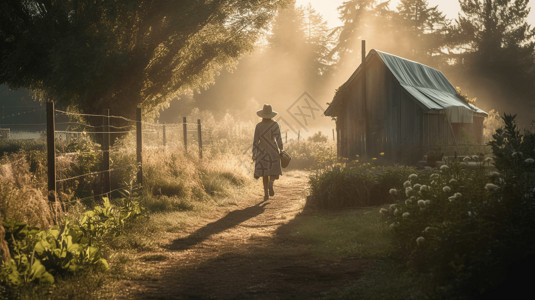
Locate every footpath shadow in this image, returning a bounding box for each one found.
[136,205,368,300]
[167,200,269,251]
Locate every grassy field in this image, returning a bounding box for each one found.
[289,206,430,300]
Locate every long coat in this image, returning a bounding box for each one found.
[252,119,283,179]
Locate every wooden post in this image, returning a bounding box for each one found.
[102,109,111,197]
[162,124,167,147]
[183,117,187,152]
[332,128,335,142]
[136,108,142,186]
[46,102,56,202]
[197,119,203,159]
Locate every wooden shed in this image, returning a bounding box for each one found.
[325,48,488,163]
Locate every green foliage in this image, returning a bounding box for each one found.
[381,115,535,298]
[307,131,328,143]
[0,196,143,291]
[285,139,336,170]
[308,158,416,210]
[448,0,535,125]
[0,140,46,156]
[0,0,286,118]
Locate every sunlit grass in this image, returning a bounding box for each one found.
[292,206,392,258]
[290,205,431,300]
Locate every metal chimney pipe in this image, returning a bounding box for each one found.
[362,40,366,64]
[361,39,369,157]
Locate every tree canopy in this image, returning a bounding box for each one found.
[446,0,535,124]
[0,0,287,118]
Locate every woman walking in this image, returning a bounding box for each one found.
[252,104,284,200]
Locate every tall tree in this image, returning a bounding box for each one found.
[303,4,336,76]
[182,0,334,119]
[395,0,448,65]
[331,0,390,68]
[448,0,535,124]
[0,0,286,119]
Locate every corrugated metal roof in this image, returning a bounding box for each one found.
[325,49,488,120]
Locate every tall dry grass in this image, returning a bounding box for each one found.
[0,152,54,228]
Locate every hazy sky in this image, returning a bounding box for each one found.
[296,0,535,27]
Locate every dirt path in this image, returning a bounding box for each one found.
[106,171,365,299]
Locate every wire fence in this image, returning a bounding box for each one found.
[32,103,213,207]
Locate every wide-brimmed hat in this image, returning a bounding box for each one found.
[257,104,278,119]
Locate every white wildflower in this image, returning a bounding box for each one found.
[417,200,426,207]
[485,157,493,163]
[430,180,437,185]
[448,196,456,202]
[402,212,410,218]
[389,188,398,196]
[409,174,418,180]
[472,155,479,161]
[440,165,449,171]
[405,187,413,197]
[379,208,388,215]
[389,222,399,229]
[454,192,462,198]
[512,152,523,158]
[405,199,412,205]
[525,158,534,164]
[420,185,429,192]
[489,171,501,177]
[403,180,412,188]
[468,211,472,217]
[430,173,440,180]
[394,208,400,216]
[410,196,416,200]
[424,200,431,206]
[416,236,425,246]
[413,184,422,191]
[443,186,451,193]
[449,178,457,184]
[463,156,471,162]
[485,183,500,191]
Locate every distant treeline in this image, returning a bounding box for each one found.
[1,1,533,127]
[185,0,535,127]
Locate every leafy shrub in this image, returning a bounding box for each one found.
[308,158,416,210]
[0,140,46,156]
[285,139,336,170]
[0,196,143,294]
[307,131,328,143]
[381,114,535,298]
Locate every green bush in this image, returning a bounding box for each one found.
[381,114,535,298]
[308,159,416,210]
[0,196,143,295]
[285,139,336,170]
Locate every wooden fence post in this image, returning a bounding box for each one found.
[136,108,142,186]
[102,109,111,197]
[162,124,167,147]
[332,129,335,142]
[183,117,187,152]
[46,102,56,202]
[197,119,202,159]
